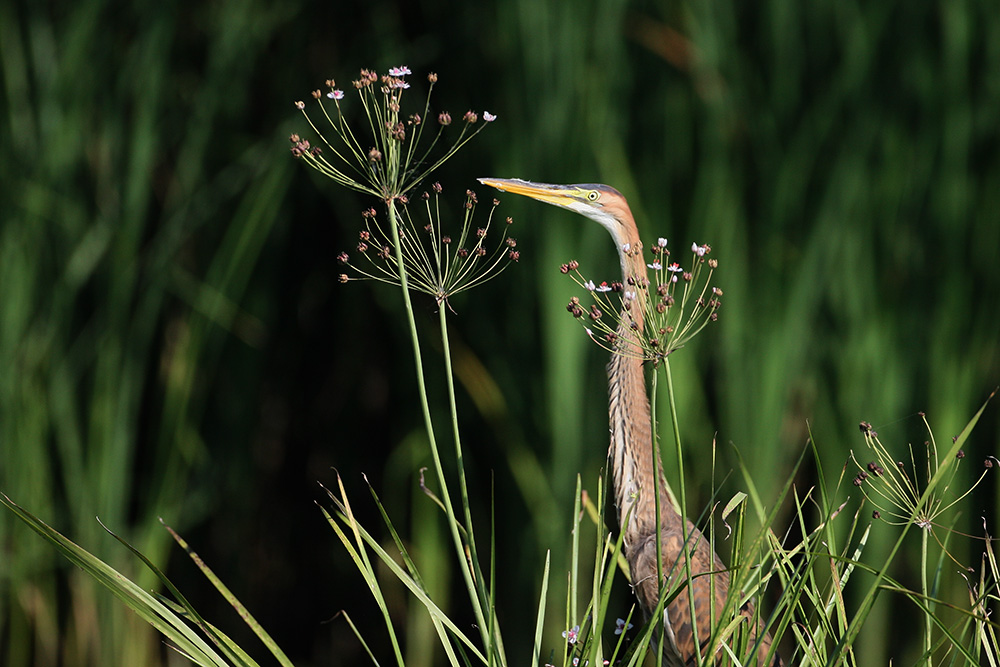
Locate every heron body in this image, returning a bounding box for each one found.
[478,178,779,666]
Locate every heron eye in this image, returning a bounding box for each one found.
[587,190,600,202]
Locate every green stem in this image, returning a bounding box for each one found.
[663,359,699,664]
[439,304,506,663]
[385,202,491,651]
[650,370,664,667]
[922,528,932,666]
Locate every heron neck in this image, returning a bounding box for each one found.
[607,249,673,539]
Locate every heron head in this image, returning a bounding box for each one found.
[478,178,636,248]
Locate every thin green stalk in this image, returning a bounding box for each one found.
[439,303,506,663]
[531,551,551,667]
[650,369,664,667]
[922,528,932,666]
[384,201,491,649]
[438,306,482,584]
[571,475,582,635]
[662,359,700,664]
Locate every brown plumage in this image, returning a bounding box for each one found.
[479,178,780,666]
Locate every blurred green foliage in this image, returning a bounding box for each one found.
[1,0,998,665]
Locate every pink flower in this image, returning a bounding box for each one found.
[327,89,344,100]
[562,625,580,644]
[483,111,497,122]
[388,66,411,76]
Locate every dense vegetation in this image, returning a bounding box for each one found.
[2,1,998,664]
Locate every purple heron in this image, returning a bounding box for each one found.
[478,178,780,667]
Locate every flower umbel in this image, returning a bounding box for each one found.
[852,415,995,538]
[561,240,720,363]
[291,68,495,200]
[336,185,518,305]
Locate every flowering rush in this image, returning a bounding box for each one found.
[851,414,996,534]
[334,184,520,306]
[560,240,721,363]
[291,67,497,200]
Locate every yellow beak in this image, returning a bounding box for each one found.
[478,178,585,209]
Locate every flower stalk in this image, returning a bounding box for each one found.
[293,68,510,664]
[848,410,997,663]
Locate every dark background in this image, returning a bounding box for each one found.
[2,0,999,664]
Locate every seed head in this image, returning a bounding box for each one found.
[336,191,518,304]
[853,412,995,537]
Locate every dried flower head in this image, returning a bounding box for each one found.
[335,186,519,306]
[291,68,496,200]
[851,412,995,552]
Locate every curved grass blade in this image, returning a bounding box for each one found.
[160,520,294,667]
[0,492,232,667]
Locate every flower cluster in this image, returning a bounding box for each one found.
[291,67,496,200]
[335,184,518,305]
[554,616,632,667]
[561,239,720,364]
[852,415,995,535]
